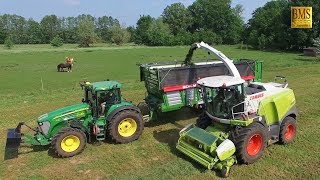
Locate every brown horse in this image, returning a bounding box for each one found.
[57,63,72,72]
[57,57,75,72]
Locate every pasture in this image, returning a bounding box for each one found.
[0,44,319,179]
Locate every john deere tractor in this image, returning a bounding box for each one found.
[176,42,298,177]
[6,80,144,158]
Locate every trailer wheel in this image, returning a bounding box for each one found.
[279,116,297,144]
[51,128,86,158]
[108,109,144,143]
[231,122,267,164]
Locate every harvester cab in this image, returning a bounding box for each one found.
[176,42,298,177]
[5,80,144,159]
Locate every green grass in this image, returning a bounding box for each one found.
[0,44,319,179]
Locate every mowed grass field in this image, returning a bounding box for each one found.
[0,44,319,179]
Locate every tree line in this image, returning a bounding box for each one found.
[1,0,320,50]
[0,14,128,47]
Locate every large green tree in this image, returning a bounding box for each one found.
[246,0,320,50]
[60,17,78,44]
[188,0,244,44]
[26,19,42,44]
[109,25,131,45]
[146,19,173,46]
[162,3,192,35]
[77,17,97,47]
[96,16,120,42]
[134,15,154,44]
[0,14,28,44]
[40,15,61,43]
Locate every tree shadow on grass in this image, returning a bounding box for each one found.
[4,144,52,160]
[152,128,207,173]
[294,57,320,63]
[145,107,200,128]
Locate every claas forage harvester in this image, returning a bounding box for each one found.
[176,42,297,177]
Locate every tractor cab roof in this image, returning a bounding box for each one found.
[197,76,244,88]
[87,80,122,91]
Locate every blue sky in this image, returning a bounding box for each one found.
[0,0,270,26]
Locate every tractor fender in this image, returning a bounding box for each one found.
[106,105,142,123]
[49,119,88,140]
[70,120,91,142]
[70,120,89,134]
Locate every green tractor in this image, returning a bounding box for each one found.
[6,80,144,158]
[176,42,298,177]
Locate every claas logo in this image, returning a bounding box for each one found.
[291,7,312,28]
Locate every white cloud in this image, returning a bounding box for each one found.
[63,0,80,6]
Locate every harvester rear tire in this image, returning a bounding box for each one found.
[108,109,144,143]
[51,128,86,158]
[231,122,267,164]
[279,116,297,144]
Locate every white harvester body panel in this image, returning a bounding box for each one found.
[245,82,290,114]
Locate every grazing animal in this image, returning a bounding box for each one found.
[65,57,74,65]
[57,63,72,72]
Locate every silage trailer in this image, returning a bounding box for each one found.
[138,58,262,121]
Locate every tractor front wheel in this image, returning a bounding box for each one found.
[51,128,86,158]
[231,122,267,164]
[279,116,297,144]
[108,109,144,143]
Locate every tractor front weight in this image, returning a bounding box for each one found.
[5,122,49,159]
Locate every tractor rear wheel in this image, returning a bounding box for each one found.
[231,122,267,164]
[51,128,86,158]
[279,116,297,144]
[108,109,144,143]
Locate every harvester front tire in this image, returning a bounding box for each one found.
[231,122,267,164]
[196,113,211,129]
[51,128,86,158]
[220,167,230,178]
[279,116,297,144]
[108,109,144,143]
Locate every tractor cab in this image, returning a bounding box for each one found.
[197,76,246,119]
[82,80,122,117]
